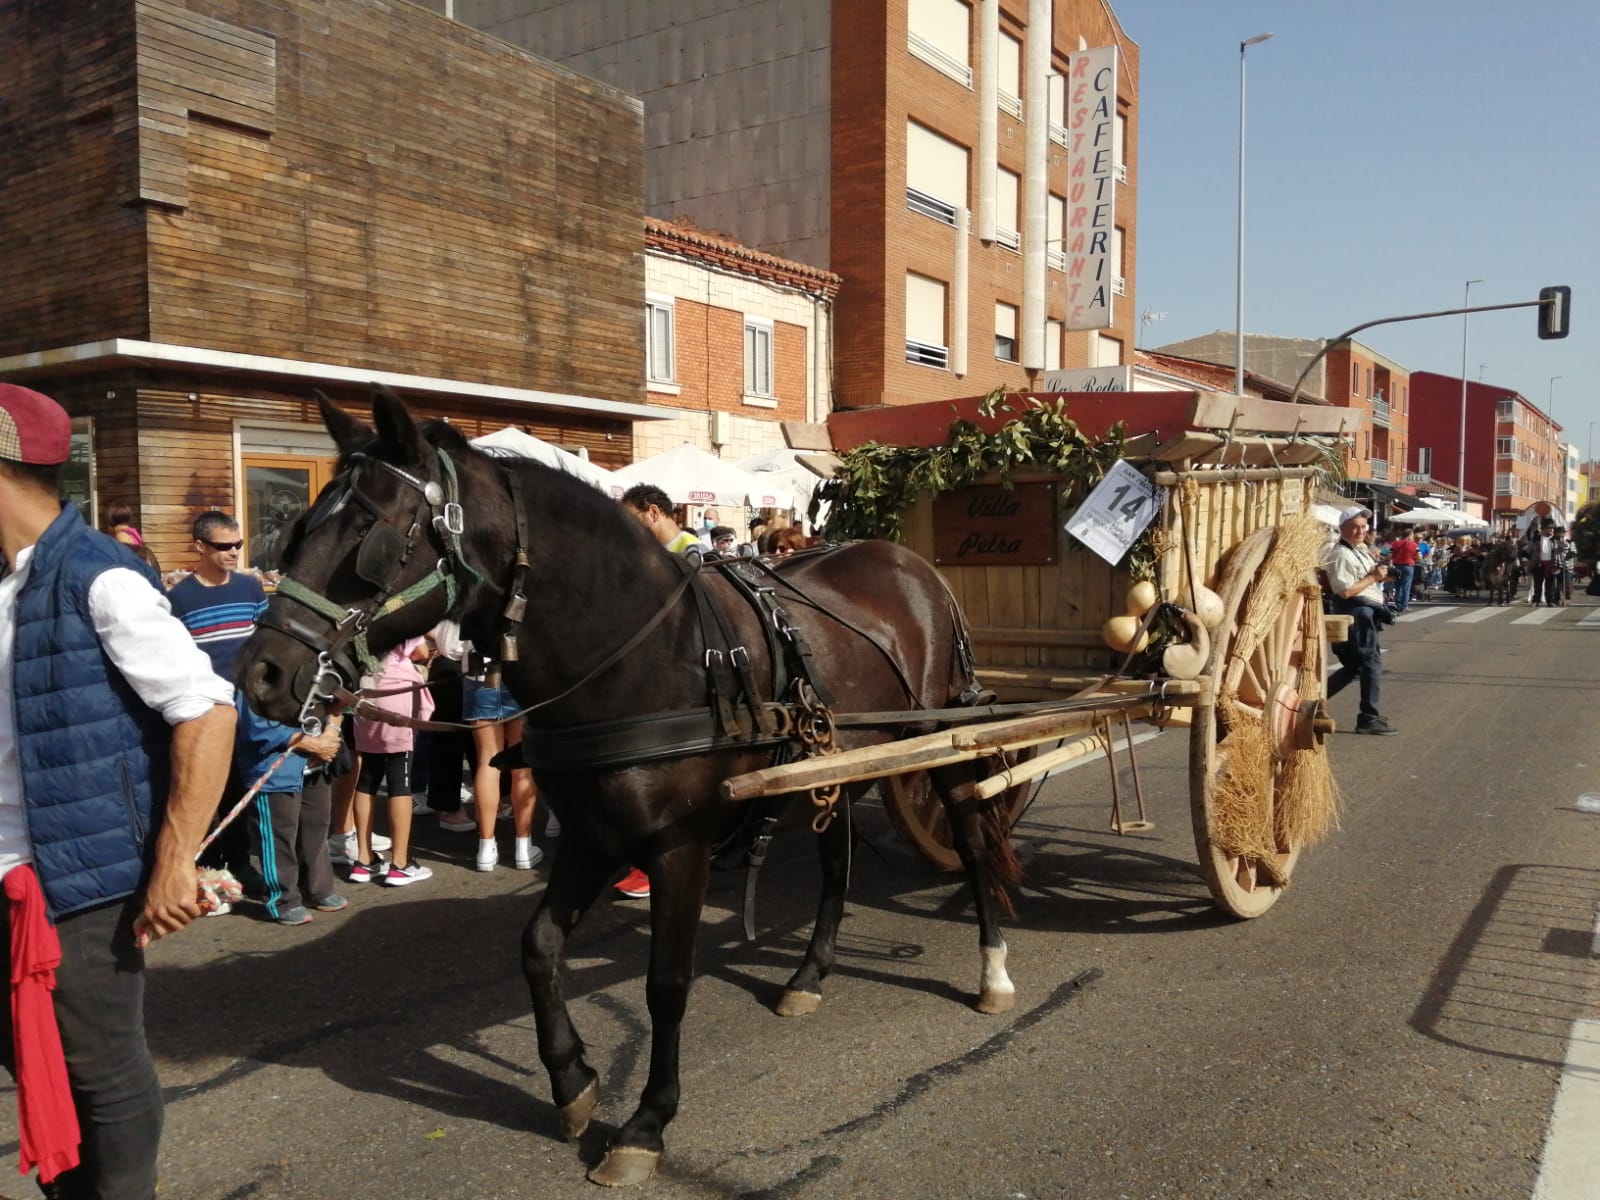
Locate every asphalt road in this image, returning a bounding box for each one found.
[4,591,1598,1200]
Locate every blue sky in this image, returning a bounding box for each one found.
[1121,1,1599,454]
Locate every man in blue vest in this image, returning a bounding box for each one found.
[0,383,236,1199]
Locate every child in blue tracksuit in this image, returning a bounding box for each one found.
[233,694,347,925]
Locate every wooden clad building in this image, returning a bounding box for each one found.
[0,0,656,569]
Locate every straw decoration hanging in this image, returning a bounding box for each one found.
[1208,515,1340,877]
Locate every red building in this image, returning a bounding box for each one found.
[1408,372,1563,520]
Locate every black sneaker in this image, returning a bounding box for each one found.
[1355,718,1399,736]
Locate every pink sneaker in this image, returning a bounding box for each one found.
[614,868,650,899]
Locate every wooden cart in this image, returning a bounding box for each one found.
[786,389,1355,919]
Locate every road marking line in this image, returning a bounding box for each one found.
[1449,608,1502,623]
[1396,607,1451,622]
[1512,608,1562,625]
[1532,1018,1600,1200]
[1578,610,1600,627]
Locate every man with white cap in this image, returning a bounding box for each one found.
[1323,504,1398,735]
[0,382,237,1197]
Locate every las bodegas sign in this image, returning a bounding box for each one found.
[1064,45,1117,332]
[933,482,1059,567]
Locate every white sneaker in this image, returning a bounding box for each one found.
[329,830,391,863]
[412,797,437,815]
[327,832,355,866]
[383,861,433,887]
[475,840,499,873]
[514,842,544,870]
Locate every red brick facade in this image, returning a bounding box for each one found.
[1325,344,1410,485]
[833,0,1140,408]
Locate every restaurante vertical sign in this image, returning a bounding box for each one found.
[1064,45,1117,331]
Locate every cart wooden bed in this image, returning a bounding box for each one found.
[772,389,1356,919]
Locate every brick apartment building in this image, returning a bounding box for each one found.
[427,0,1141,411]
[1152,331,1408,486]
[1408,372,1564,521]
[0,0,655,568]
[639,217,840,460]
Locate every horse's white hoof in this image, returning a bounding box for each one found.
[588,1145,660,1187]
[976,988,1016,1015]
[559,1079,599,1141]
[775,989,822,1017]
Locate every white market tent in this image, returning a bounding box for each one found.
[470,427,618,493]
[735,446,822,515]
[1388,506,1487,528]
[611,443,784,509]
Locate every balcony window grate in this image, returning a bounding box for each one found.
[907,187,958,226]
[906,339,950,369]
[908,32,972,88]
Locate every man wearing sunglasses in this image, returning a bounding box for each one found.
[168,513,264,672]
[167,513,271,905]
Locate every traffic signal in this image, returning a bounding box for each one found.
[1538,286,1571,339]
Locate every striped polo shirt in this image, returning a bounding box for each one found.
[165,571,268,679]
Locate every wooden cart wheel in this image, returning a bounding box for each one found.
[1189,526,1330,918]
[883,750,1035,872]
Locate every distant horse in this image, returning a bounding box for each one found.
[235,388,1019,1186]
[1482,542,1520,606]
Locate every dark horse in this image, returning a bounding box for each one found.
[236,389,1019,1185]
[1483,540,1520,606]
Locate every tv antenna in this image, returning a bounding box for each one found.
[1138,309,1167,346]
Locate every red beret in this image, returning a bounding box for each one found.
[0,384,71,466]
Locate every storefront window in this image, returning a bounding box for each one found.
[61,418,95,521]
[244,457,321,573]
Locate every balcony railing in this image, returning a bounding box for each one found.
[908,32,972,88]
[1369,458,1389,481]
[1371,396,1390,425]
[998,90,1021,119]
[906,339,949,370]
[906,187,957,226]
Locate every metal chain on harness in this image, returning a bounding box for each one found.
[791,678,842,831]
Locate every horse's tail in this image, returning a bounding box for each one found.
[979,785,1024,918]
[938,596,1023,916]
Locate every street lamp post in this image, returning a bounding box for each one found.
[1234,32,1274,397]
[1457,279,1482,513]
[1547,375,1562,507]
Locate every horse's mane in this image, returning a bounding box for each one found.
[420,419,658,556]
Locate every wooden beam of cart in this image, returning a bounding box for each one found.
[719,681,1201,803]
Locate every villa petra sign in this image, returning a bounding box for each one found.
[933,482,1059,567]
[1064,45,1117,332]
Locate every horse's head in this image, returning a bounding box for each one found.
[238,386,486,731]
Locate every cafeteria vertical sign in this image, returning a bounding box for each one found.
[1065,46,1117,331]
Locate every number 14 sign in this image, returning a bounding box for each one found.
[1064,459,1166,565]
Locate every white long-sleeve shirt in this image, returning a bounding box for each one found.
[0,546,234,880]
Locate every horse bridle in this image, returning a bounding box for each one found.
[260,447,483,734]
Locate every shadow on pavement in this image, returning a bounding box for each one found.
[1409,861,1600,1068]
